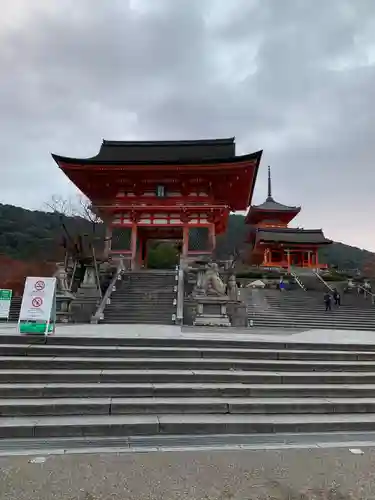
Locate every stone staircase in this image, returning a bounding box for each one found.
[8,296,22,322]
[3,333,375,448]
[245,288,375,330]
[290,268,337,293]
[102,270,178,324]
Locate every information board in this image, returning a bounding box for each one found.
[18,277,57,334]
[0,289,12,320]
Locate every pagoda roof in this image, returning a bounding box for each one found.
[252,197,300,212]
[52,137,247,165]
[245,166,301,224]
[255,227,332,245]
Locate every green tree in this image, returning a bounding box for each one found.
[147,242,179,269]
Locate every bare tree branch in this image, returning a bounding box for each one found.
[44,195,76,217]
[45,194,102,224]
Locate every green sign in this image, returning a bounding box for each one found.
[0,289,12,319]
[0,289,12,300]
[19,322,54,334]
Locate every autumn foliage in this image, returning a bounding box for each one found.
[0,255,55,296]
[362,256,375,279]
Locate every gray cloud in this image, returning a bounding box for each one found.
[0,0,374,248]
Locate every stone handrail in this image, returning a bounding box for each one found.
[176,262,184,323]
[357,284,375,305]
[289,270,307,291]
[91,259,125,323]
[313,270,334,292]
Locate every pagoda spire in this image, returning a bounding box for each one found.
[266,165,273,201]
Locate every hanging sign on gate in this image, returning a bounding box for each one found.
[0,289,12,320]
[18,277,57,334]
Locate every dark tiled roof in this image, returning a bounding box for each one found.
[256,228,332,245]
[54,138,239,164]
[252,196,300,213]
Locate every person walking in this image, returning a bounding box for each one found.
[279,277,285,292]
[332,288,341,306]
[324,292,332,311]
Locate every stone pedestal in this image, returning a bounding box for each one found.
[56,291,75,323]
[227,301,248,327]
[70,266,101,323]
[193,295,231,327]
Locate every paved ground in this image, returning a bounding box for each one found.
[0,447,373,499]
[2,322,375,345]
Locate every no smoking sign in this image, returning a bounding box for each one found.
[32,297,43,308]
[34,281,45,291]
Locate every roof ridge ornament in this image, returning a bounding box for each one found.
[266,165,274,201]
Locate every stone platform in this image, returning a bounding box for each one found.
[2,322,375,345]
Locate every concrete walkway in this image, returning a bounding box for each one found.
[0,447,373,499]
[2,322,375,345]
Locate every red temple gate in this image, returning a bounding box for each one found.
[53,138,262,269]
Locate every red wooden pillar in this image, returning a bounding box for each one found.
[104,225,112,259]
[130,223,138,270]
[315,249,319,269]
[137,234,144,268]
[286,249,291,269]
[263,248,268,265]
[182,225,189,258]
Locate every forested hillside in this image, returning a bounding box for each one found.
[0,204,372,271]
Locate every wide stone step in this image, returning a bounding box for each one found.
[104,310,175,315]
[249,308,375,315]
[2,396,375,417]
[250,315,375,323]
[5,356,375,371]
[4,382,375,398]
[104,313,175,318]
[103,319,175,325]
[4,334,375,351]
[250,311,375,317]
[4,369,375,384]
[252,319,375,327]
[4,344,375,361]
[252,325,375,333]
[252,321,375,331]
[4,412,375,438]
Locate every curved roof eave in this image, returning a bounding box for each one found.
[51,150,263,167]
[251,201,301,213]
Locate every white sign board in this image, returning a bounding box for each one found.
[0,289,12,319]
[19,277,56,334]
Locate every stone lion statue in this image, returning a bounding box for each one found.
[202,262,226,296]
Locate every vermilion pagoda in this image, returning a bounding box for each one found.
[245,167,332,269]
[52,138,262,269]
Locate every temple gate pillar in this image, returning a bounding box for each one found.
[130,223,138,270]
[103,225,112,259]
[182,225,189,258]
[209,224,216,253]
[264,248,270,265]
[136,235,144,268]
[286,249,291,269]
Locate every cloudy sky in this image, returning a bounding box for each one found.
[1,0,375,249]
